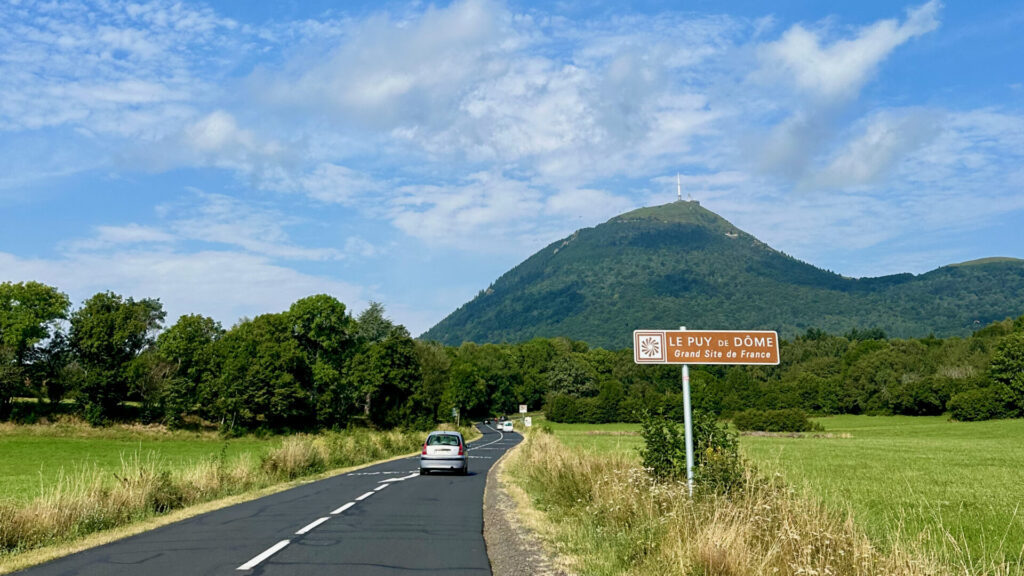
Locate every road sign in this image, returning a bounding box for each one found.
[524,417,532,427]
[518,404,528,414]
[633,327,780,498]
[633,329,780,365]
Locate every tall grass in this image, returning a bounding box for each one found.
[0,428,428,558]
[506,432,1022,576]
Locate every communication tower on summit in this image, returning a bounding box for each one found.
[676,173,682,202]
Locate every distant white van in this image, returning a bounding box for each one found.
[500,420,513,432]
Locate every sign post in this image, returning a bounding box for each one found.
[633,327,780,497]
[679,327,694,496]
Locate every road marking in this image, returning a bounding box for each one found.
[348,467,411,475]
[374,483,389,492]
[355,491,375,501]
[331,502,355,515]
[237,540,290,571]
[295,517,330,535]
[379,472,419,483]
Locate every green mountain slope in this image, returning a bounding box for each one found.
[423,202,1024,349]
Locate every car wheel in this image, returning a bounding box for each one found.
[419,468,428,475]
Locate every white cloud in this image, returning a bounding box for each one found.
[758,1,940,101]
[160,191,344,261]
[545,188,636,221]
[808,109,942,189]
[66,224,175,251]
[0,0,242,137]
[390,172,546,251]
[0,249,364,329]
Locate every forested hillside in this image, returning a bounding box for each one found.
[423,202,1024,349]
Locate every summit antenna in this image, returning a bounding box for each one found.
[676,173,682,202]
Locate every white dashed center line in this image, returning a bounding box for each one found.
[355,491,375,501]
[331,502,355,515]
[374,483,389,491]
[295,517,330,535]
[237,539,290,571]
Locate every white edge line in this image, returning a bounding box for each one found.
[374,483,389,491]
[295,517,330,535]
[331,502,355,515]
[237,539,290,571]
[355,491,375,501]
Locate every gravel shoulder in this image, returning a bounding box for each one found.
[483,437,570,576]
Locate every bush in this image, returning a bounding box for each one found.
[639,410,742,492]
[732,408,822,432]
[947,386,1015,421]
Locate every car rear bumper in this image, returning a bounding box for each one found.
[420,456,467,471]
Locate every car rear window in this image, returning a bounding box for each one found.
[427,434,460,446]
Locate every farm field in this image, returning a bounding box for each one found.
[538,415,1024,571]
[0,423,269,504]
[742,415,1024,568]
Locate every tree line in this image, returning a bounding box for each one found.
[2,281,1023,431]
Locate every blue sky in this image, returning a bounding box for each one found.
[1,0,1022,335]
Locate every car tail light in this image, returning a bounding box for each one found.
[422,443,427,456]
[458,443,464,456]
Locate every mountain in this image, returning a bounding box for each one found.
[422,202,1024,349]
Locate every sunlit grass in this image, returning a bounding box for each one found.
[742,415,1024,571]
[528,414,1024,574]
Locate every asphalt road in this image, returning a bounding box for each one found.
[16,424,520,576]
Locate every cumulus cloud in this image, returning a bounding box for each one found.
[750,2,942,185]
[758,1,940,101]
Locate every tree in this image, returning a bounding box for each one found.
[157,314,224,426]
[356,302,393,345]
[211,314,310,432]
[70,292,165,424]
[547,354,597,397]
[288,295,356,426]
[990,331,1024,415]
[0,282,70,418]
[352,301,395,417]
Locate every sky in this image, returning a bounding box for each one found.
[1,0,1023,336]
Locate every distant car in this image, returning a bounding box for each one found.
[500,420,513,432]
[420,431,468,475]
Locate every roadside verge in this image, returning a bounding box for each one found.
[483,433,570,576]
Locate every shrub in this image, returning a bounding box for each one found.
[947,387,1015,421]
[639,410,742,492]
[732,408,822,432]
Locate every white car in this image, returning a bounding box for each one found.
[500,420,513,432]
[419,431,468,475]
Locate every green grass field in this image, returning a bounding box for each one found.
[0,425,269,504]
[538,415,1024,571]
[741,415,1024,568]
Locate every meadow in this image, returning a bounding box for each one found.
[0,423,267,504]
[530,415,1024,574]
[741,415,1024,570]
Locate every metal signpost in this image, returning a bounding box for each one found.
[633,327,780,496]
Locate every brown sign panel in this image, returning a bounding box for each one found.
[633,330,780,365]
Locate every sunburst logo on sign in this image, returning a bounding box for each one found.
[634,331,665,362]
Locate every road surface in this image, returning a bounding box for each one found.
[16,424,520,576]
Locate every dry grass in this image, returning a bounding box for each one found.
[504,432,1007,576]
